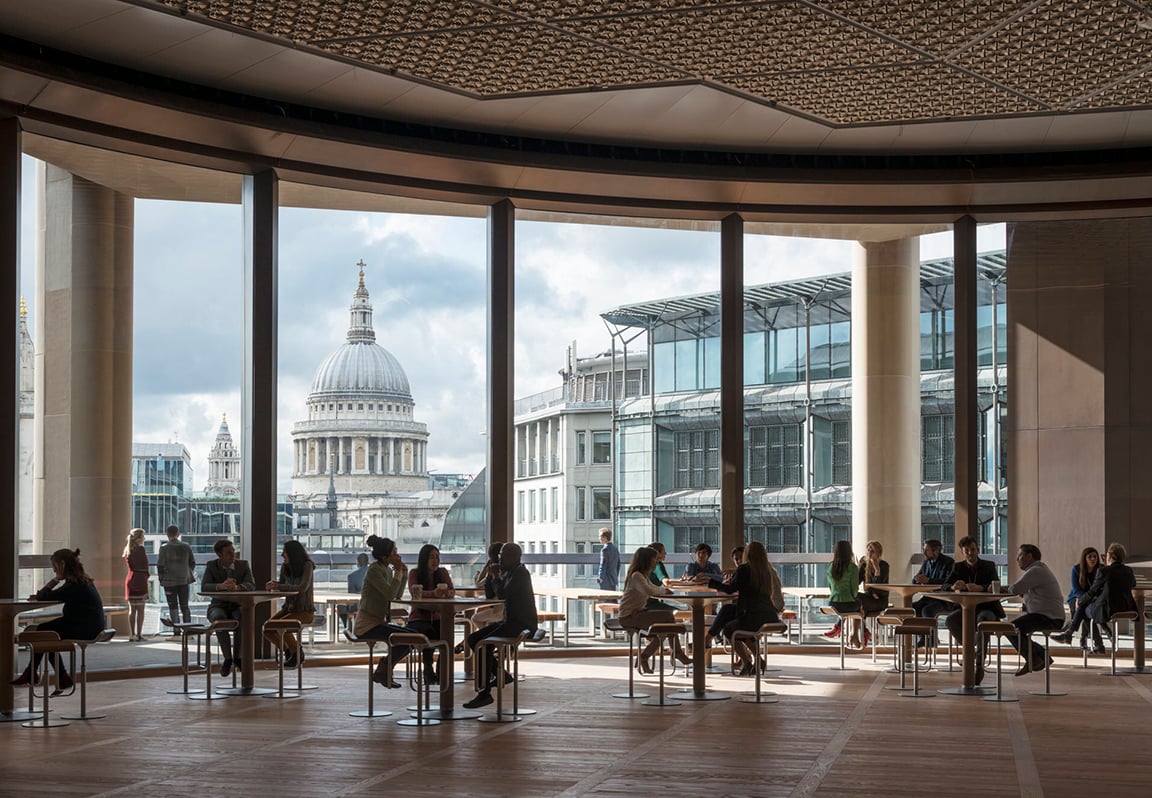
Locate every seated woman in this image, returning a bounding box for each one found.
[263,539,316,669]
[12,548,105,694]
[618,546,692,673]
[720,545,744,585]
[1053,546,1104,650]
[1074,542,1137,650]
[825,539,862,648]
[407,543,454,684]
[708,541,781,675]
[683,543,722,583]
[645,541,678,612]
[355,535,410,687]
[856,540,890,648]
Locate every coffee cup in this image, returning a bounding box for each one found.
[410,584,422,599]
[435,582,449,597]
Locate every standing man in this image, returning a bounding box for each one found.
[943,535,1005,685]
[464,542,538,709]
[157,524,196,626]
[1005,544,1066,675]
[200,539,255,677]
[597,528,620,591]
[341,552,370,629]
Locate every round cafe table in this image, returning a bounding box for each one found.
[929,590,1014,696]
[1,599,61,722]
[663,590,735,702]
[199,590,296,696]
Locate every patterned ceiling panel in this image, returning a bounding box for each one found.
[726,63,1045,125]
[146,0,1152,125]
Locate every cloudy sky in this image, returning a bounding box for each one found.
[18,155,1004,493]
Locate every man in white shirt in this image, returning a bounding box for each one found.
[1005,543,1066,676]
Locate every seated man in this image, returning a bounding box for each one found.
[912,538,955,645]
[200,539,255,677]
[464,542,538,709]
[1005,543,1067,675]
[943,535,1005,685]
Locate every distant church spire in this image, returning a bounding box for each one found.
[206,412,240,495]
[347,260,376,344]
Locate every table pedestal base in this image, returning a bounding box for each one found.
[0,710,42,722]
[938,685,996,696]
[667,689,730,701]
[423,708,482,720]
[215,686,280,696]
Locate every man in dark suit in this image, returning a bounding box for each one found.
[464,542,538,709]
[942,535,1005,685]
[597,528,620,591]
[200,539,255,677]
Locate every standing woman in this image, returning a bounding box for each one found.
[12,548,105,693]
[122,528,149,641]
[825,539,862,648]
[618,546,692,673]
[407,543,454,684]
[1053,547,1103,650]
[709,541,781,675]
[856,540,890,648]
[355,535,411,688]
[264,539,315,669]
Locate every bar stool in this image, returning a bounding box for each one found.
[1023,626,1065,697]
[454,614,477,683]
[475,630,530,723]
[389,632,449,726]
[186,620,237,702]
[342,629,392,718]
[979,621,1020,703]
[15,631,74,728]
[732,622,787,704]
[60,628,117,719]
[163,618,207,695]
[640,622,686,707]
[604,619,649,700]
[876,612,909,674]
[819,606,861,671]
[262,619,303,700]
[893,619,935,698]
[1102,610,1140,676]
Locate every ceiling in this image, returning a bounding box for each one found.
[1,0,1151,222]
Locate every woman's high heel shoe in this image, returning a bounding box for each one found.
[638,655,655,674]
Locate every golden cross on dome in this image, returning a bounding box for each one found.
[357,259,366,286]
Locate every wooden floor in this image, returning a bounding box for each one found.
[2,649,1151,797]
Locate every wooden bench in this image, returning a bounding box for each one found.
[536,611,565,645]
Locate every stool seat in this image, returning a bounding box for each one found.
[263,620,305,700]
[15,631,75,727]
[639,624,686,707]
[731,623,788,704]
[343,629,391,719]
[820,606,862,670]
[979,621,1020,703]
[475,630,531,722]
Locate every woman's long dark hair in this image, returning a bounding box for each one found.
[626,546,658,582]
[281,539,312,577]
[1077,546,1099,591]
[52,548,92,584]
[415,544,440,588]
[366,535,395,563]
[830,539,854,581]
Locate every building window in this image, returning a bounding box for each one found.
[592,431,611,464]
[529,490,536,522]
[576,487,586,521]
[551,541,559,575]
[576,541,587,577]
[517,491,525,524]
[675,429,719,489]
[673,525,719,553]
[923,522,955,552]
[746,524,802,553]
[748,424,802,488]
[922,414,955,482]
[832,420,851,485]
[551,487,558,521]
[577,431,587,465]
[538,489,546,523]
[592,487,611,520]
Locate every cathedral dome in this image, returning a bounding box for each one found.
[306,263,413,404]
[310,341,411,401]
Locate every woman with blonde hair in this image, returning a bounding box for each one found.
[618,546,691,673]
[122,528,149,641]
[855,540,890,648]
[708,541,782,675]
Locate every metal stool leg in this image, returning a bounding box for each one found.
[1029,629,1065,697]
[612,628,649,700]
[898,631,934,699]
[983,632,1018,703]
[167,629,205,695]
[399,644,440,726]
[739,632,778,704]
[23,651,71,728]
[61,643,107,719]
[641,632,681,707]
[262,627,300,699]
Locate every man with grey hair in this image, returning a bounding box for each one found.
[157,524,196,626]
[597,528,620,591]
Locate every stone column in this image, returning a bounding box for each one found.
[851,237,921,579]
[35,165,134,607]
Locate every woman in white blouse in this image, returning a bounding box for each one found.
[618,546,691,673]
